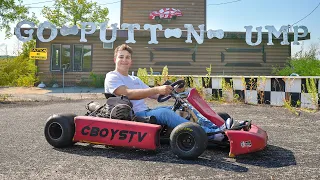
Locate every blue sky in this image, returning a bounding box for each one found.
[1,0,320,57]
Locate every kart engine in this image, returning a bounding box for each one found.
[84,101,157,124]
[85,101,109,118]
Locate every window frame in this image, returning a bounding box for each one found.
[50,43,93,72]
[50,44,62,72]
[73,44,84,72]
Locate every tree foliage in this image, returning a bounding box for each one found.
[0,0,37,38]
[0,40,39,87]
[272,44,320,76]
[41,0,109,27]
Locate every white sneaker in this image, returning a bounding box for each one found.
[210,133,224,141]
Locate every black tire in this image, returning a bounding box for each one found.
[218,112,231,121]
[44,114,76,148]
[170,122,208,160]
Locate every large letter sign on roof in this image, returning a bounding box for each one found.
[121,23,140,43]
[164,28,182,39]
[207,29,224,39]
[80,22,96,42]
[14,20,309,46]
[15,20,35,42]
[60,25,78,36]
[293,26,309,45]
[37,21,57,42]
[144,24,163,44]
[184,24,205,44]
[100,22,117,43]
[265,25,290,45]
[244,26,262,46]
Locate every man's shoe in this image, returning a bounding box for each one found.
[133,116,157,124]
[208,133,225,141]
[225,118,233,129]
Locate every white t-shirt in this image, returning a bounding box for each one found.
[104,71,149,113]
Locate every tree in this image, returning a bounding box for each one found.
[41,0,109,27]
[0,39,38,87]
[0,0,29,38]
[272,43,320,76]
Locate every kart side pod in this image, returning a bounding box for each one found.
[73,116,162,150]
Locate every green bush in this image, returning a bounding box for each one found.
[137,68,148,84]
[272,44,320,76]
[0,56,38,87]
[0,40,38,87]
[89,72,105,88]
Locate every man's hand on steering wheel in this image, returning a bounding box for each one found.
[156,85,173,96]
[157,80,186,102]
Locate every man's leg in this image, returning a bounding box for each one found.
[136,106,189,128]
[135,106,225,139]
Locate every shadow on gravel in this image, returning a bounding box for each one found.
[207,144,297,168]
[55,144,249,172]
[55,143,295,171]
[234,144,297,168]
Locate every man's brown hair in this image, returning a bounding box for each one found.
[114,44,133,58]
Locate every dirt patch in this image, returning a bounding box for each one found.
[0,87,51,94]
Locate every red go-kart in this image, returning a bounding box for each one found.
[44,80,268,159]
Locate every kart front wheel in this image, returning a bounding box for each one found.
[44,114,76,148]
[170,122,208,160]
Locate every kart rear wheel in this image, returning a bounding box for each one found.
[218,112,231,121]
[44,114,76,148]
[170,122,208,160]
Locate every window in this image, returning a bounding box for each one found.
[73,44,92,71]
[50,44,92,72]
[51,44,61,71]
[103,42,113,49]
[73,45,83,71]
[51,44,71,71]
[61,45,71,69]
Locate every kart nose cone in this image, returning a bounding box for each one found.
[225,124,268,157]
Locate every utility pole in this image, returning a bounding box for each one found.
[6,45,8,60]
[0,43,8,60]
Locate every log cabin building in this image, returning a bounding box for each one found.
[31,0,310,86]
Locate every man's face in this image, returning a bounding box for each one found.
[115,50,132,70]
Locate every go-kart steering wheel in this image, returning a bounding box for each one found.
[157,80,185,102]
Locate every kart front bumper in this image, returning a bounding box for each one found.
[225,124,268,157]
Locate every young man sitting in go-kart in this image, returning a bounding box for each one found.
[104,44,239,141]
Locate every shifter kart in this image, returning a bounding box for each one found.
[44,80,268,159]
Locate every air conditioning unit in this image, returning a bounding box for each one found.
[103,42,114,49]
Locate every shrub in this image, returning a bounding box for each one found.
[0,56,38,86]
[0,40,38,87]
[89,72,105,88]
[272,44,320,76]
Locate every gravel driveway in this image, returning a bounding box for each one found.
[0,99,319,180]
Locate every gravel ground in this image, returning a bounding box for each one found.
[0,99,319,180]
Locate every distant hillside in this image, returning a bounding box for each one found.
[0,56,16,60]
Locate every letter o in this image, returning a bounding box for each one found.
[99,128,109,137]
[37,21,58,42]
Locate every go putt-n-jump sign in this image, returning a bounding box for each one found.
[15,20,309,46]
